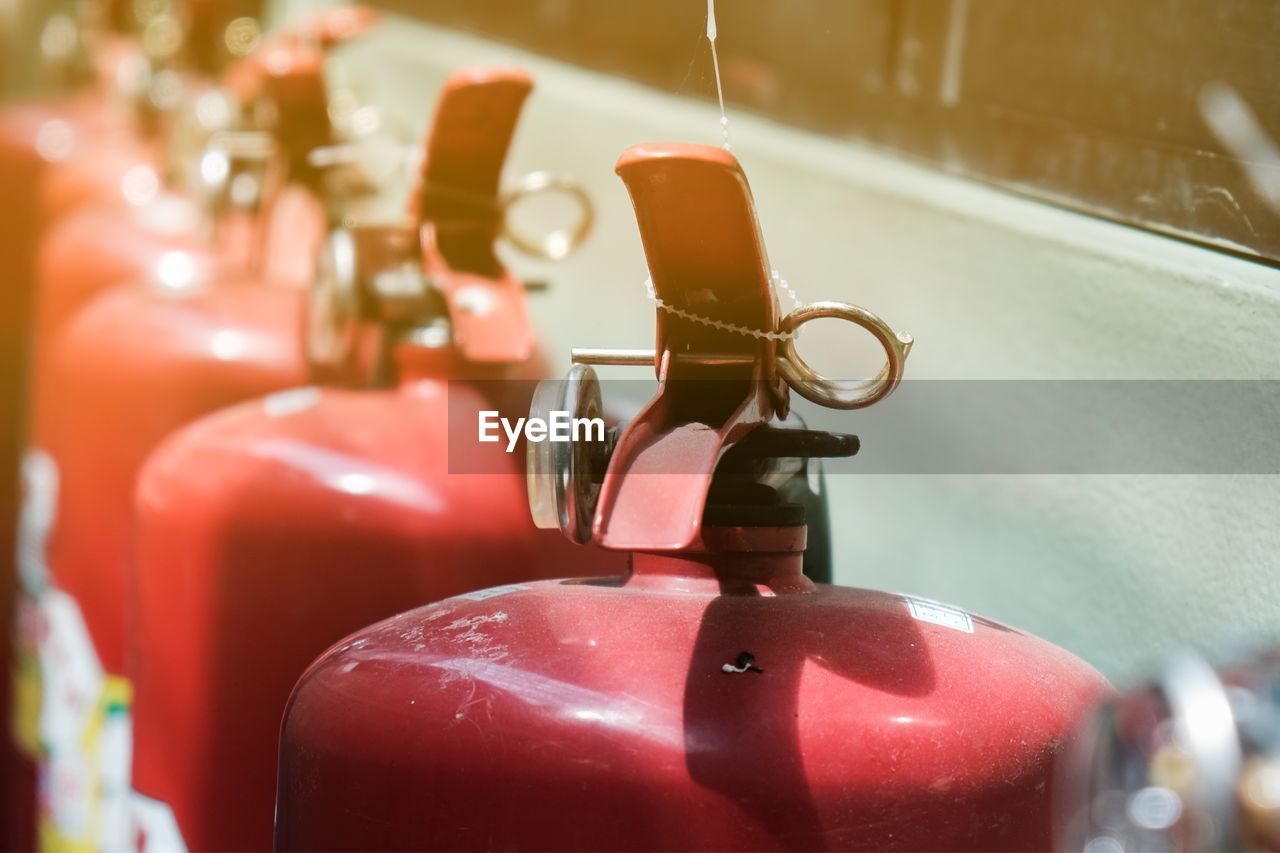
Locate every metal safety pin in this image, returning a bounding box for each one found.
[572,301,914,411]
[499,171,595,262]
[311,141,596,264]
[423,171,594,261]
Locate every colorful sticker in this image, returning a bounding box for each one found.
[35,592,135,851]
[13,449,145,850]
[13,448,59,758]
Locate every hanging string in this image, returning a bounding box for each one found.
[706,0,732,151]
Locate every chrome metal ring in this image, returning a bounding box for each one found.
[501,171,594,262]
[777,301,913,410]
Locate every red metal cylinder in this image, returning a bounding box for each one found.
[36,120,159,225]
[12,152,324,853]
[19,58,578,848]
[127,65,608,849]
[277,533,1107,851]
[131,364,624,850]
[28,25,354,420]
[30,189,325,434]
[16,142,323,843]
[0,72,151,853]
[1,6,281,846]
[12,43,351,841]
[23,1,365,413]
[0,91,148,520]
[14,270,308,849]
[275,140,1111,851]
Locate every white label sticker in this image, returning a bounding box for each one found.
[904,595,974,634]
[458,584,531,602]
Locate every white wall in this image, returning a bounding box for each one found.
[316,13,1280,683]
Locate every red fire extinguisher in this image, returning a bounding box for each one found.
[1059,645,1280,852]
[275,142,1112,852]
[0,3,264,844]
[0,0,278,455]
[42,3,381,223]
[35,0,251,223]
[26,3,379,405]
[28,10,382,440]
[127,65,611,851]
[2,0,275,252]
[9,32,379,853]
[17,63,586,850]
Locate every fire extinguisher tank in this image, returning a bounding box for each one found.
[23,10,376,682]
[129,67,614,851]
[39,280,303,672]
[133,380,606,850]
[30,12,380,402]
[276,142,1109,851]
[279,556,1103,851]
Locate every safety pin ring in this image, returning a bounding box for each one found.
[776,301,913,410]
[500,171,595,262]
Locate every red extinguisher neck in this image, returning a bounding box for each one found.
[628,524,813,594]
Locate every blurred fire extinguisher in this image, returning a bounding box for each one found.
[129,66,623,851]
[273,142,1112,851]
[28,7,386,440]
[7,13,394,852]
[1059,645,1280,852]
[0,2,267,847]
[14,60,595,850]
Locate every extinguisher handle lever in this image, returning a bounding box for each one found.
[577,143,910,552]
[222,5,377,106]
[584,143,781,552]
[218,8,380,196]
[411,68,537,364]
[255,45,334,188]
[616,143,781,386]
